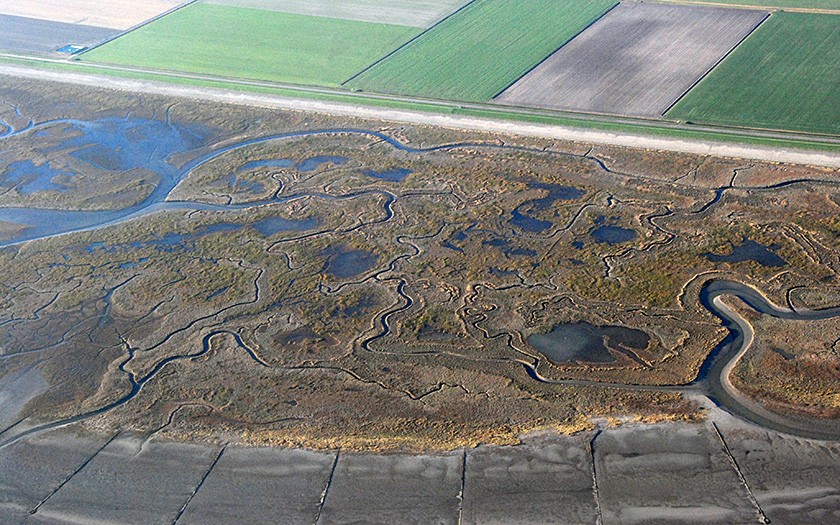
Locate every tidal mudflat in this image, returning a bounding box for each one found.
[2,408,837,524]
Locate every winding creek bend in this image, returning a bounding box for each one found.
[0,125,467,248]
[523,280,840,441]
[0,330,267,449]
[696,280,840,441]
[2,120,839,447]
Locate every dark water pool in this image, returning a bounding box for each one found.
[362,167,413,182]
[528,321,649,364]
[591,225,637,245]
[227,174,266,194]
[0,160,73,194]
[510,183,585,233]
[86,222,240,253]
[237,158,294,172]
[703,238,786,267]
[296,156,348,172]
[321,245,378,278]
[252,216,319,236]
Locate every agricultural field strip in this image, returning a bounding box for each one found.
[202,0,470,28]
[0,0,186,31]
[0,14,119,55]
[346,0,618,102]
[80,3,421,87]
[496,3,769,118]
[668,11,840,136]
[650,0,840,13]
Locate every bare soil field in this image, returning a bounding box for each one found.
[0,14,118,55]
[0,0,185,31]
[497,2,768,118]
[203,0,468,28]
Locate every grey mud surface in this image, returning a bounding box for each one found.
[0,14,117,55]
[204,0,468,28]
[2,405,837,524]
[497,2,768,117]
[0,366,48,432]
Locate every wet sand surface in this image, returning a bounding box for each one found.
[0,427,112,520]
[1,409,838,524]
[725,427,840,523]
[461,433,596,524]
[0,366,48,431]
[28,436,219,525]
[596,425,757,524]
[319,452,462,525]
[178,448,336,524]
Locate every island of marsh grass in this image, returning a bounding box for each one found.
[668,12,840,135]
[346,0,618,101]
[81,3,420,87]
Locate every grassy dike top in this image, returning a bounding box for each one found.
[81,3,420,87]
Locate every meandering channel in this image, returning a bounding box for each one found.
[696,280,840,441]
[1,120,839,445]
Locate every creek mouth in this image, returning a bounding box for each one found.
[693,280,840,441]
[524,280,840,441]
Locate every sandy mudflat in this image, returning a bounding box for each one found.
[178,447,336,524]
[0,365,47,431]
[29,436,219,525]
[0,426,111,518]
[2,408,836,524]
[595,424,758,524]
[724,426,840,523]
[319,451,463,525]
[461,433,597,524]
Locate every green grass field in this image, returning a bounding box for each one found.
[346,0,618,101]
[82,3,420,87]
[668,12,840,135]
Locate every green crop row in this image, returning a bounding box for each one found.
[346,0,618,101]
[82,3,420,87]
[669,12,840,135]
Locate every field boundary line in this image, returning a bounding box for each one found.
[490,2,620,100]
[648,0,840,15]
[661,10,771,117]
[341,0,481,86]
[74,0,198,58]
